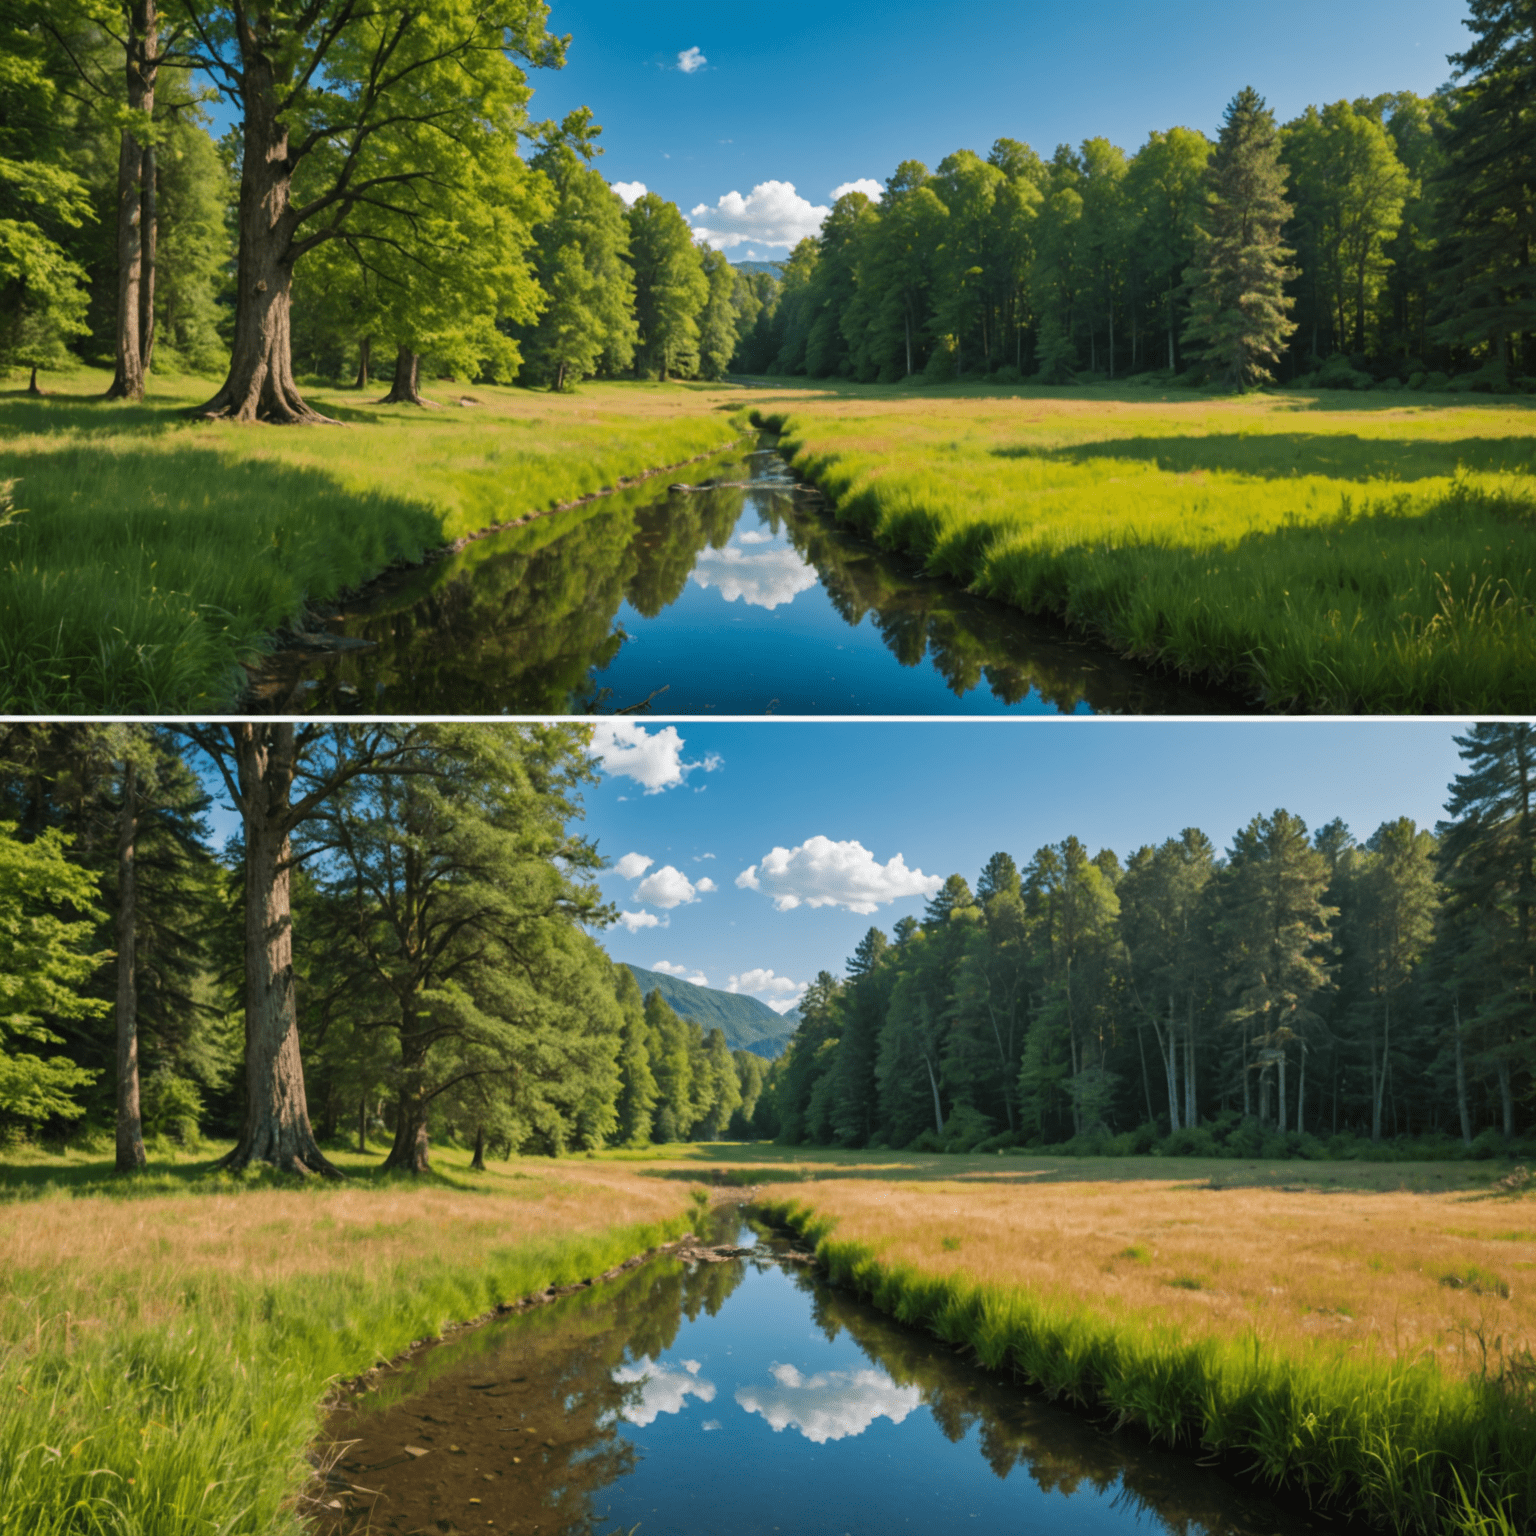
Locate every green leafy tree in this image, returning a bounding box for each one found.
[1125,127,1210,371]
[1183,86,1297,389]
[0,822,107,1128]
[626,192,707,379]
[612,965,657,1146]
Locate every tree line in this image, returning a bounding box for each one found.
[738,4,1534,393]
[1,0,762,417]
[757,725,1536,1158]
[0,723,763,1173]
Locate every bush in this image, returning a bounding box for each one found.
[1164,1125,1218,1157]
[142,1072,204,1146]
[1073,369,1108,386]
[1424,370,1450,389]
[940,1103,995,1153]
[922,345,956,383]
[1313,353,1374,391]
[992,364,1022,384]
[1379,376,1404,392]
[907,1129,944,1153]
[1408,371,1427,390]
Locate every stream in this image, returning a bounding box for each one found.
[247,444,1251,715]
[312,1216,1326,1536]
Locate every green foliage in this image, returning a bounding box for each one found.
[627,193,708,379]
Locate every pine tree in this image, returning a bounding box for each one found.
[1183,87,1298,389]
[1433,0,1536,383]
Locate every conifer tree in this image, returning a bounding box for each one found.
[1183,86,1297,389]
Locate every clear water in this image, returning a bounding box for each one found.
[316,1220,1321,1536]
[248,445,1250,716]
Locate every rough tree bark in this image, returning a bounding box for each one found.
[114,759,147,1173]
[378,345,435,406]
[195,42,336,423]
[383,1080,432,1173]
[106,0,158,402]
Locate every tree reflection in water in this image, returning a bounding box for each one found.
[316,1225,1309,1536]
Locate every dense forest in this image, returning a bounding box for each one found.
[736,5,1532,392]
[0,723,765,1171]
[0,0,765,415]
[5,0,1530,412]
[757,725,1536,1160]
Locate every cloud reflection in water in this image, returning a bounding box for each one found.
[734,1363,922,1444]
[691,544,818,610]
[612,1356,717,1426]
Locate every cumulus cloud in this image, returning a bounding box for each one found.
[736,836,942,915]
[636,865,703,909]
[589,721,722,794]
[613,851,655,881]
[653,960,708,985]
[676,45,706,73]
[690,181,828,251]
[831,178,883,201]
[692,546,818,610]
[734,1364,921,1444]
[736,529,772,545]
[696,877,717,893]
[614,1357,716,1426]
[727,968,807,1014]
[611,180,647,207]
[618,910,665,933]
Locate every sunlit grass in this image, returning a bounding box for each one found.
[0,1142,695,1535]
[0,366,744,712]
[755,1171,1536,1535]
[740,380,1536,711]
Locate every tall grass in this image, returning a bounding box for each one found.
[748,384,1536,711]
[758,1190,1536,1536]
[0,369,742,712]
[0,1150,694,1535]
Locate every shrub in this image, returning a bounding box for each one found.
[1408,371,1427,389]
[1164,1125,1218,1157]
[1314,353,1374,391]
[992,364,1022,384]
[143,1072,204,1146]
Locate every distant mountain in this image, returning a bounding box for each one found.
[732,259,785,276]
[623,964,798,1059]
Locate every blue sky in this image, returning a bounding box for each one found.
[526,0,1473,257]
[582,719,1472,1014]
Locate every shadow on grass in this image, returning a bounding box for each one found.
[993,432,1536,480]
[625,1141,1517,1195]
[0,1144,514,1201]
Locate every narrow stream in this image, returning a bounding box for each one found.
[312,1216,1325,1536]
[247,444,1252,715]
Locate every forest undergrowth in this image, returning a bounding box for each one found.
[755,1178,1536,1536]
[0,369,742,713]
[0,1146,695,1536]
[749,383,1536,712]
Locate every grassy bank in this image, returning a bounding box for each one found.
[0,367,742,712]
[0,1143,695,1536]
[753,1171,1536,1535]
[745,381,1536,712]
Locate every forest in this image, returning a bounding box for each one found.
[0,722,767,1173]
[4,0,1531,411]
[757,723,1536,1159]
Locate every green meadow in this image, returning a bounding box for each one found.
[0,368,743,713]
[750,380,1536,712]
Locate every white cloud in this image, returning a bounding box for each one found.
[728,968,807,1015]
[692,546,818,610]
[690,181,828,251]
[695,877,717,893]
[736,836,942,915]
[613,851,655,881]
[676,45,706,73]
[614,1357,716,1426]
[736,529,772,545]
[611,180,647,207]
[734,1364,921,1444]
[831,178,883,202]
[653,960,708,985]
[637,864,704,909]
[589,721,722,795]
[618,910,665,933]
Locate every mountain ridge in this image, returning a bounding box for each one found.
[623,964,798,1059]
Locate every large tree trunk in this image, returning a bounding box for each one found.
[196,45,335,424]
[140,140,157,372]
[218,726,340,1176]
[1183,996,1197,1128]
[357,1093,368,1153]
[378,344,436,406]
[383,1092,431,1172]
[1497,1056,1514,1138]
[354,336,371,388]
[114,760,147,1173]
[471,1124,486,1171]
[105,0,157,402]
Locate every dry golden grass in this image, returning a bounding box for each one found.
[763,1174,1534,1376]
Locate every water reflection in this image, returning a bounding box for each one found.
[246,444,1250,715]
[316,1223,1325,1536]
